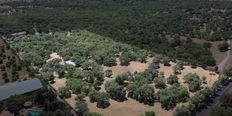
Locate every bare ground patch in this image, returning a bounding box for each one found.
[51,78,67,90]
[159,62,218,96]
[46,52,65,65]
[86,97,175,116]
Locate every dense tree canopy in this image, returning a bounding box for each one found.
[2,0,226,67]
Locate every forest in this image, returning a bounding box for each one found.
[2,0,232,67]
[1,0,232,115]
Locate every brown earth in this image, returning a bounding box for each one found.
[46,52,65,65]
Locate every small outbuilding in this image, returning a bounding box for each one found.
[65,60,76,66]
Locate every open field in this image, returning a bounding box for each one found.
[159,62,218,87]
[50,56,218,116]
[51,77,66,90]
[86,97,175,116]
[0,37,29,85]
[51,75,176,116]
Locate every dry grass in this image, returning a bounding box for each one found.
[103,58,152,77]
[159,62,218,87]
[65,94,77,109]
[50,56,218,116]
[46,52,65,65]
[86,97,175,116]
[51,78,67,90]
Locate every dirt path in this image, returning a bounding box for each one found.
[217,40,231,71]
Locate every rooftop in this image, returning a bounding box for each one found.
[0,78,43,101]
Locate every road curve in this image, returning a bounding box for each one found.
[217,40,231,72]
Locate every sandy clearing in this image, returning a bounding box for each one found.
[46,52,65,65]
[86,97,175,116]
[65,94,77,109]
[103,58,152,78]
[51,78,67,90]
[159,62,218,88]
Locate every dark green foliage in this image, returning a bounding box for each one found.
[154,73,166,89]
[75,101,89,115]
[167,74,179,85]
[127,83,155,105]
[40,68,54,83]
[3,0,219,67]
[218,41,229,52]
[184,73,202,92]
[58,87,71,98]
[157,84,189,110]
[210,106,232,116]
[83,112,102,116]
[202,42,212,48]
[120,52,132,66]
[88,88,98,103]
[95,92,110,108]
[142,111,156,116]
[161,56,171,66]
[174,105,191,116]
[115,73,129,85]
[210,92,232,116]
[220,92,232,108]
[104,69,113,78]
[66,78,85,93]
[105,81,126,101]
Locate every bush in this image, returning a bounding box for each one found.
[58,87,71,98]
[167,74,179,85]
[218,41,229,52]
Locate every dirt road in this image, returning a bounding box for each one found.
[217,40,231,71]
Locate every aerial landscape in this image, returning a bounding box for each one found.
[1,0,232,116]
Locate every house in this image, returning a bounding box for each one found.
[0,78,43,101]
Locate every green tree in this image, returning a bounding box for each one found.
[174,105,191,116]
[142,111,156,116]
[58,87,71,98]
[218,41,229,52]
[167,74,179,85]
[115,73,128,85]
[105,81,126,101]
[75,101,89,115]
[95,92,110,108]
